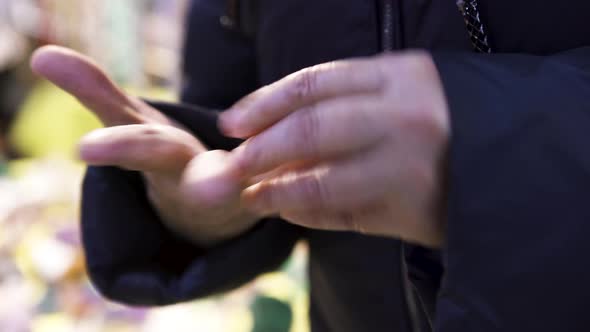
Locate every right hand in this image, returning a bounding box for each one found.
[31,46,260,246]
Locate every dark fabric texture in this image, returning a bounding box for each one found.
[433,48,590,331]
[181,0,258,108]
[80,0,590,331]
[82,102,301,305]
[307,231,415,332]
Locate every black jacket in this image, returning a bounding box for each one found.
[81,1,590,331]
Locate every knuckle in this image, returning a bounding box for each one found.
[295,173,330,208]
[141,125,195,164]
[151,136,180,158]
[289,66,319,102]
[396,105,431,128]
[378,51,434,81]
[397,104,447,143]
[138,124,164,136]
[399,51,433,70]
[290,107,321,158]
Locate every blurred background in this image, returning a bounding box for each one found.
[0,0,309,331]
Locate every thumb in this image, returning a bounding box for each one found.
[181,150,245,210]
[30,45,144,126]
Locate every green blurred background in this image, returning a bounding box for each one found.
[0,1,309,331]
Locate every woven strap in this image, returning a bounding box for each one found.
[457,0,492,53]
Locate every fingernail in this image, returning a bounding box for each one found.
[219,109,240,136]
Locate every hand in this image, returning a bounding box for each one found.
[219,52,450,247]
[31,46,259,247]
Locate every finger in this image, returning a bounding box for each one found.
[79,124,204,173]
[220,57,384,138]
[31,45,146,126]
[280,207,376,234]
[247,160,314,185]
[180,150,245,210]
[229,96,386,178]
[281,208,444,248]
[242,146,396,213]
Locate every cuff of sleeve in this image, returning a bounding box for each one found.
[81,102,300,306]
[431,50,590,329]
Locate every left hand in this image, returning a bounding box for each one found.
[31,46,259,247]
[218,52,451,247]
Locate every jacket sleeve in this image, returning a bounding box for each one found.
[432,47,590,331]
[81,102,301,307]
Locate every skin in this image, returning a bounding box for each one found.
[218,52,451,247]
[30,46,260,247]
[32,46,450,248]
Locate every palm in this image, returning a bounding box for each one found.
[31,46,254,246]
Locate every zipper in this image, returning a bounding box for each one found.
[401,245,425,332]
[381,3,422,331]
[381,0,403,51]
[381,0,395,51]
